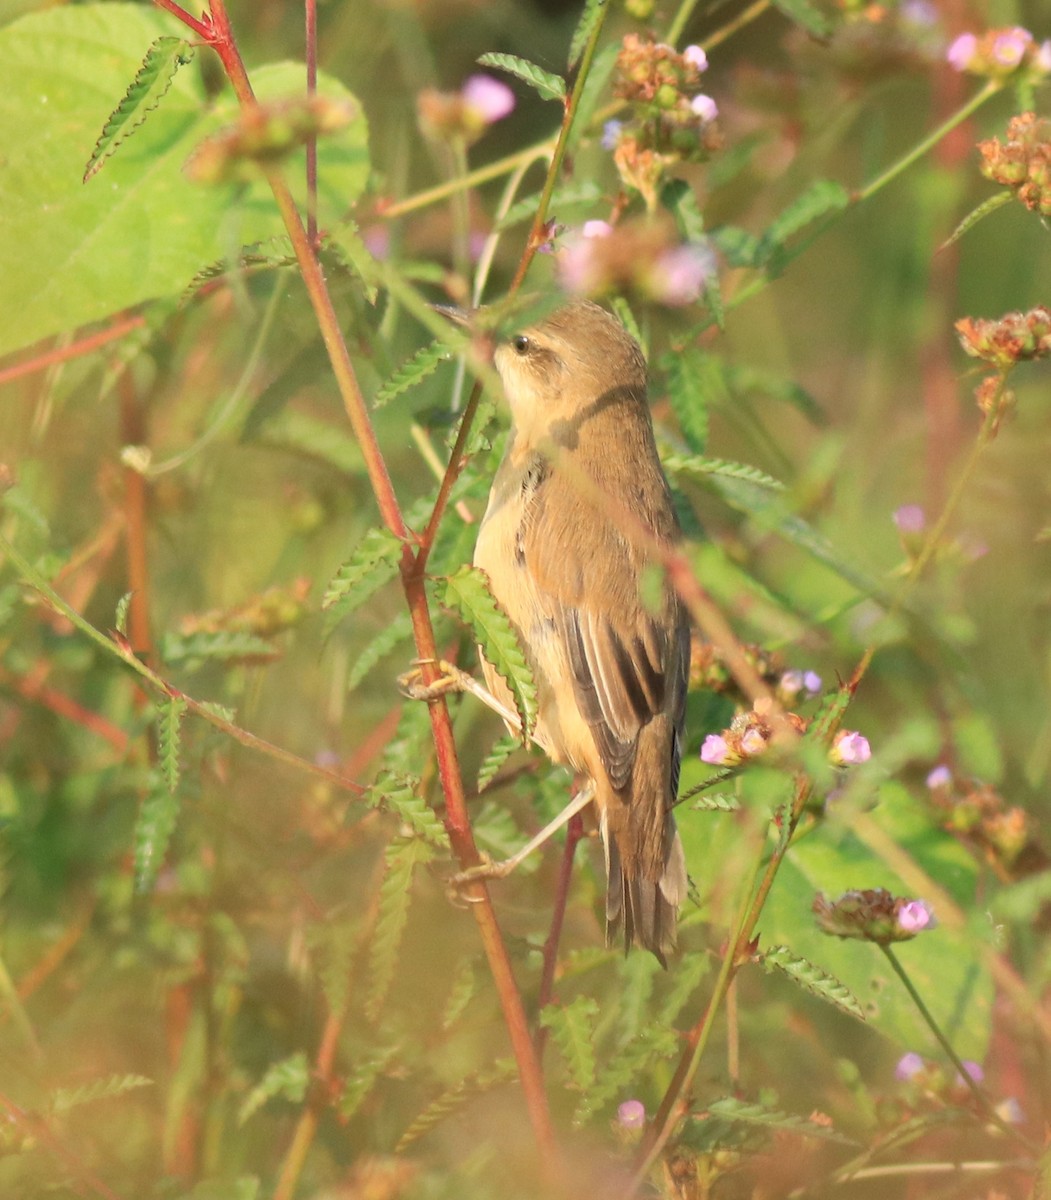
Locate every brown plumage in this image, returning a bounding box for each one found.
[472,299,689,963]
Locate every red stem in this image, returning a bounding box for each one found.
[535,813,583,1054]
[153,0,212,40]
[305,0,318,248]
[0,315,144,386]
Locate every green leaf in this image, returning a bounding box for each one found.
[567,0,607,69]
[666,454,785,493]
[496,182,602,231]
[759,180,850,265]
[238,1052,310,1125]
[348,612,414,692]
[83,36,194,181]
[254,410,365,475]
[661,349,725,454]
[322,527,404,632]
[476,734,519,793]
[340,1044,399,1121]
[51,1074,153,1115]
[539,995,600,1091]
[161,630,280,670]
[158,695,186,794]
[722,363,826,425]
[760,944,866,1021]
[134,771,181,891]
[0,5,370,357]
[374,340,451,409]
[943,190,1015,250]
[367,770,450,849]
[691,792,742,812]
[114,591,132,637]
[441,957,478,1030]
[365,837,436,1023]
[443,565,537,736]
[770,0,833,39]
[395,1060,517,1152]
[711,224,765,269]
[705,1097,856,1144]
[326,218,379,304]
[661,179,706,243]
[476,52,566,103]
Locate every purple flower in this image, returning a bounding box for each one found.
[997,1097,1025,1124]
[651,241,717,306]
[900,0,938,28]
[601,120,624,151]
[897,899,936,934]
[956,1060,984,1085]
[893,504,926,533]
[701,734,732,765]
[990,26,1033,68]
[946,32,978,70]
[683,45,709,71]
[690,93,719,123]
[617,1099,646,1129]
[781,669,822,698]
[831,730,871,766]
[582,219,613,238]
[461,74,515,124]
[895,1051,926,1081]
[926,764,952,789]
[362,225,390,261]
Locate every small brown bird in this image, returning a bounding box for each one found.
[471,299,690,963]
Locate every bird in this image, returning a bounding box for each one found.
[466,298,690,964]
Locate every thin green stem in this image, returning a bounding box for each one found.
[880,945,1038,1153]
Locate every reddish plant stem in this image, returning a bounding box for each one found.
[0,666,128,752]
[153,0,212,40]
[119,384,154,666]
[535,813,583,1054]
[305,0,319,248]
[0,315,145,387]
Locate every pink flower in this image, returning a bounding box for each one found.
[926,764,952,789]
[740,728,767,757]
[990,26,1033,68]
[617,1099,646,1129]
[650,242,717,306]
[831,730,871,766]
[956,1060,984,1085]
[461,74,515,124]
[700,734,733,765]
[895,1051,925,1081]
[690,93,719,123]
[1037,41,1051,72]
[683,45,709,71]
[582,219,613,238]
[893,504,926,533]
[897,899,935,934]
[946,32,978,70]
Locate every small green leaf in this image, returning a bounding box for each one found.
[158,695,186,794]
[476,734,519,793]
[395,1060,517,1152]
[761,944,866,1021]
[610,296,644,356]
[255,410,365,475]
[567,0,607,69]
[497,182,602,231]
[661,179,706,243]
[760,180,850,264]
[134,771,181,891]
[443,565,537,736]
[691,792,742,812]
[477,52,566,102]
[374,341,451,409]
[326,219,379,303]
[367,770,450,849]
[711,224,765,269]
[322,527,404,632]
[83,36,194,181]
[770,0,833,39]
[340,1044,399,1121]
[348,612,414,691]
[539,995,600,1091]
[441,957,478,1030]
[705,1097,856,1144]
[722,362,826,425]
[114,591,132,637]
[239,1052,310,1126]
[666,453,785,493]
[661,349,725,454]
[161,630,280,670]
[51,1074,153,1115]
[942,189,1014,250]
[366,837,436,1023]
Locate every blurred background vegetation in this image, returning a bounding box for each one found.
[1,0,1050,1196]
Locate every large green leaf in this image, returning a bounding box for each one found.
[0,3,369,357]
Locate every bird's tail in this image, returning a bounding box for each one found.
[603,813,687,967]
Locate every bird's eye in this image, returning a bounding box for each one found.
[511,334,530,355]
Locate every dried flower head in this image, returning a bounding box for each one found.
[417,74,515,144]
[978,112,1051,219]
[813,888,936,944]
[955,307,1051,366]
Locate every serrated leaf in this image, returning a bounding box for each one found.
[157,695,186,794]
[691,792,742,812]
[134,771,181,891]
[51,1074,153,1115]
[477,52,566,102]
[395,1060,517,1151]
[348,612,414,691]
[704,271,726,331]
[476,735,519,793]
[706,1097,856,1144]
[84,36,194,181]
[374,341,451,409]
[666,454,785,492]
[568,0,607,69]
[114,591,132,637]
[539,995,600,1091]
[326,218,379,303]
[161,629,280,670]
[238,1052,310,1125]
[761,943,865,1020]
[760,180,850,264]
[610,296,644,356]
[497,182,602,231]
[661,349,725,454]
[770,0,833,39]
[942,189,1014,250]
[441,957,478,1030]
[443,565,537,737]
[340,1043,399,1121]
[722,362,826,425]
[583,1024,680,1121]
[661,178,706,243]
[322,527,404,633]
[0,7,370,358]
[365,837,436,1023]
[711,224,765,269]
[367,770,450,849]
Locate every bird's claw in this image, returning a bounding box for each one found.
[447,852,514,900]
[397,659,473,702]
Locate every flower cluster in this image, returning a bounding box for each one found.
[946,27,1051,78]
[557,217,716,307]
[604,35,721,207]
[700,698,807,766]
[978,112,1051,219]
[925,766,1034,871]
[690,641,788,696]
[417,74,515,144]
[955,306,1051,430]
[813,888,935,944]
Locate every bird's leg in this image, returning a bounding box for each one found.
[451,782,595,890]
[398,659,524,736]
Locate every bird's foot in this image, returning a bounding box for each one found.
[397,659,476,702]
[448,852,516,901]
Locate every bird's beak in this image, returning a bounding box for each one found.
[431,303,473,329]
